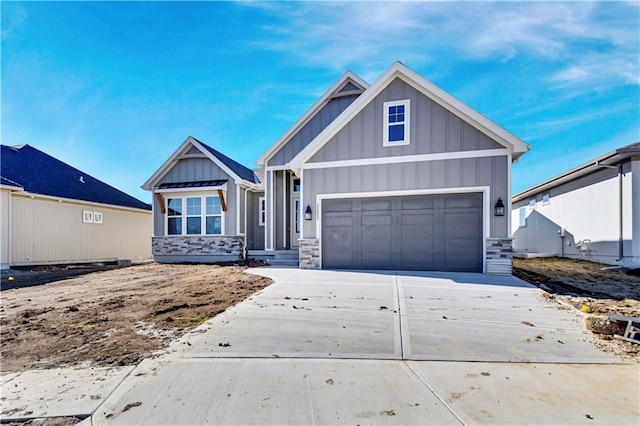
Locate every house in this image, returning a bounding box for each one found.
[511,142,640,268]
[0,144,152,269]
[145,62,530,273]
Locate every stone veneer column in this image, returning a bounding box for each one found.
[486,238,513,275]
[298,239,320,269]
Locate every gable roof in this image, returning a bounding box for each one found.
[142,136,259,190]
[256,71,370,166]
[512,141,640,202]
[288,61,530,169]
[0,144,151,210]
[195,138,258,183]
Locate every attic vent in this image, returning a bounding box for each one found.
[79,176,85,183]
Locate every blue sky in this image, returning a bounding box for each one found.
[2,1,638,202]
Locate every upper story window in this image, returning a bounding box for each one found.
[528,198,536,209]
[383,99,410,147]
[166,195,222,236]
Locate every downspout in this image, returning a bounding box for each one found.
[596,162,624,261]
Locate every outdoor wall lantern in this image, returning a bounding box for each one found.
[305,204,313,220]
[494,198,505,216]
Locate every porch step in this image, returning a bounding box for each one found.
[248,250,299,267]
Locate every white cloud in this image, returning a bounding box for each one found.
[241,1,639,92]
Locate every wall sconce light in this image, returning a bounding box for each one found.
[304,204,312,220]
[494,198,505,216]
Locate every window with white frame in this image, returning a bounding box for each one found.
[166,195,223,236]
[93,212,103,224]
[83,210,93,223]
[167,198,183,235]
[205,196,222,235]
[542,193,550,205]
[383,99,410,146]
[258,196,265,226]
[519,207,526,227]
[528,198,536,209]
[186,197,202,234]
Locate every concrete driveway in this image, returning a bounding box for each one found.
[87,268,638,425]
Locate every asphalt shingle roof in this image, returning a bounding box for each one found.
[1,144,151,210]
[193,138,259,184]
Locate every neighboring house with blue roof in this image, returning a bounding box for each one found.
[1,144,152,268]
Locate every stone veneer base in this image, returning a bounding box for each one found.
[152,235,244,263]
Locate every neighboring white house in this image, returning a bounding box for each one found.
[145,62,530,274]
[1,144,152,268]
[511,142,640,268]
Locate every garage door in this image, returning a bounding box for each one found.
[321,193,483,272]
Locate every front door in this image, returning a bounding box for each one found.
[291,177,301,248]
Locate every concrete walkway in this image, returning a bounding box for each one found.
[3,268,639,425]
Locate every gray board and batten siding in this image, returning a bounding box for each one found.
[153,157,239,236]
[303,156,509,240]
[308,77,503,164]
[268,94,361,166]
[322,193,483,271]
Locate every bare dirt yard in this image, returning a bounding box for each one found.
[0,263,272,372]
[513,257,640,361]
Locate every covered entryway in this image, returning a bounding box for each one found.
[321,193,483,271]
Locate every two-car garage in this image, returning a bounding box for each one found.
[321,193,484,272]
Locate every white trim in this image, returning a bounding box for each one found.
[0,183,23,191]
[383,99,410,147]
[265,165,291,171]
[315,186,490,273]
[300,169,305,239]
[282,171,287,249]
[154,183,227,194]
[507,152,512,236]
[83,210,94,223]
[12,191,150,214]
[301,148,510,170]
[268,170,275,250]
[93,211,103,224]
[257,71,370,166]
[236,185,241,235]
[289,62,529,168]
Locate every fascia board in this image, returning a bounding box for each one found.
[512,149,624,202]
[0,184,24,192]
[289,62,531,168]
[141,137,194,191]
[256,71,370,167]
